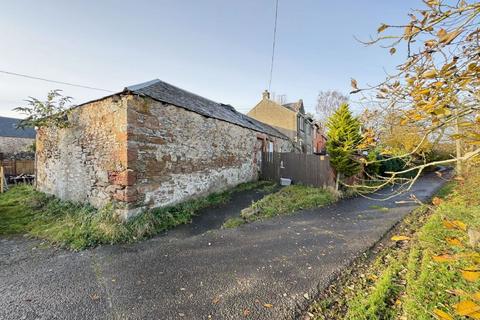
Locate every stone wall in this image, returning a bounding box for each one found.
[36,93,293,219]
[125,96,292,216]
[0,136,34,156]
[36,95,129,209]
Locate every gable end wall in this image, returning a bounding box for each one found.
[36,95,129,208]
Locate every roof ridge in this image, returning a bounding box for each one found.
[126,79,288,140]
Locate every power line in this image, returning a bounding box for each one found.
[0,70,114,93]
[268,0,279,92]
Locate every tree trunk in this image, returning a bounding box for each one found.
[335,172,341,191]
[455,108,463,176]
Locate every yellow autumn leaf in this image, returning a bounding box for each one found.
[433,309,453,320]
[443,220,467,231]
[437,28,448,39]
[432,197,443,206]
[377,24,389,33]
[440,29,462,45]
[454,300,480,316]
[433,254,455,262]
[446,237,463,247]
[462,268,480,282]
[424,69,438,78]
[473,292,480,301]
[391,235,411,242]
[263,303,273,308]
[425,39,437,47]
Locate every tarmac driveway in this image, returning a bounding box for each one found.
[0,173,445,320]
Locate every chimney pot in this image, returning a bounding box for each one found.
[262,90,270,100]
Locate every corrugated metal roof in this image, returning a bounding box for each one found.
[125,79,288,139]
[0,116,35,139]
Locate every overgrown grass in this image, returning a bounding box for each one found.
[309,168,480,320]
[221,184,337,229]
[0,180,272,250]
[222,217,246,229]
[247,185,336,220]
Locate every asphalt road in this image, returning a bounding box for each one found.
[0,174,445,320]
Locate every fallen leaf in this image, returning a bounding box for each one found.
[462,267,480,282]
[443,220,467,231]
[303,293,310,300]
[433,254,455,262]
[243,309,250,316]
[433,308,453,320]
[391,235,411,242]
[263,303,273,308]
[446,237,463,247]
[454,300,480,316]
[473,292,480,301]
[432,197,443,206]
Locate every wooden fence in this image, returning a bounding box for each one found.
[1,159,35,177]
[260,152,335,188]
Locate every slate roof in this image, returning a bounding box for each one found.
[124,79,288,139]
[0,116,35,139]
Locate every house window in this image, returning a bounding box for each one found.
[297,116,304,132]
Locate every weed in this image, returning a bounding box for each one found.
[222,217,245,228]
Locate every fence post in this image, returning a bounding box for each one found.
[1,166,4,193]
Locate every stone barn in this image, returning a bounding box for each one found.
[36,79,293,218]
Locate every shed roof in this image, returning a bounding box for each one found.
[124,79,287,139]
[0,116,35,139]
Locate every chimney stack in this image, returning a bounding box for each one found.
[262,90,270,100]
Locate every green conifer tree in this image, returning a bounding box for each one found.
[326,103,363,189]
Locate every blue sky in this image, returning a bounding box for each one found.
[0,1,416,118]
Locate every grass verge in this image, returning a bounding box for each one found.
[222,184,337,228]
[308,171,480,320]
[0,180,273,250]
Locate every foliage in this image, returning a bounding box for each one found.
[310,168,480,320]
[326,103,363,178]
[354,0,480,176]
[13,89,72,129]
[316,90,349,121]
[364,149,382,177]
[244,185,336,221]
[0,181,270,250]
[382,123,432,158]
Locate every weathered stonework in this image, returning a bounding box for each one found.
[0,136,34,156]
[36,93,292,219]
[36,95,128,209]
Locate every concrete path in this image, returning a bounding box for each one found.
[0,174,445,320]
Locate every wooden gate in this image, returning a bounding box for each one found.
[260,152,335,188]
